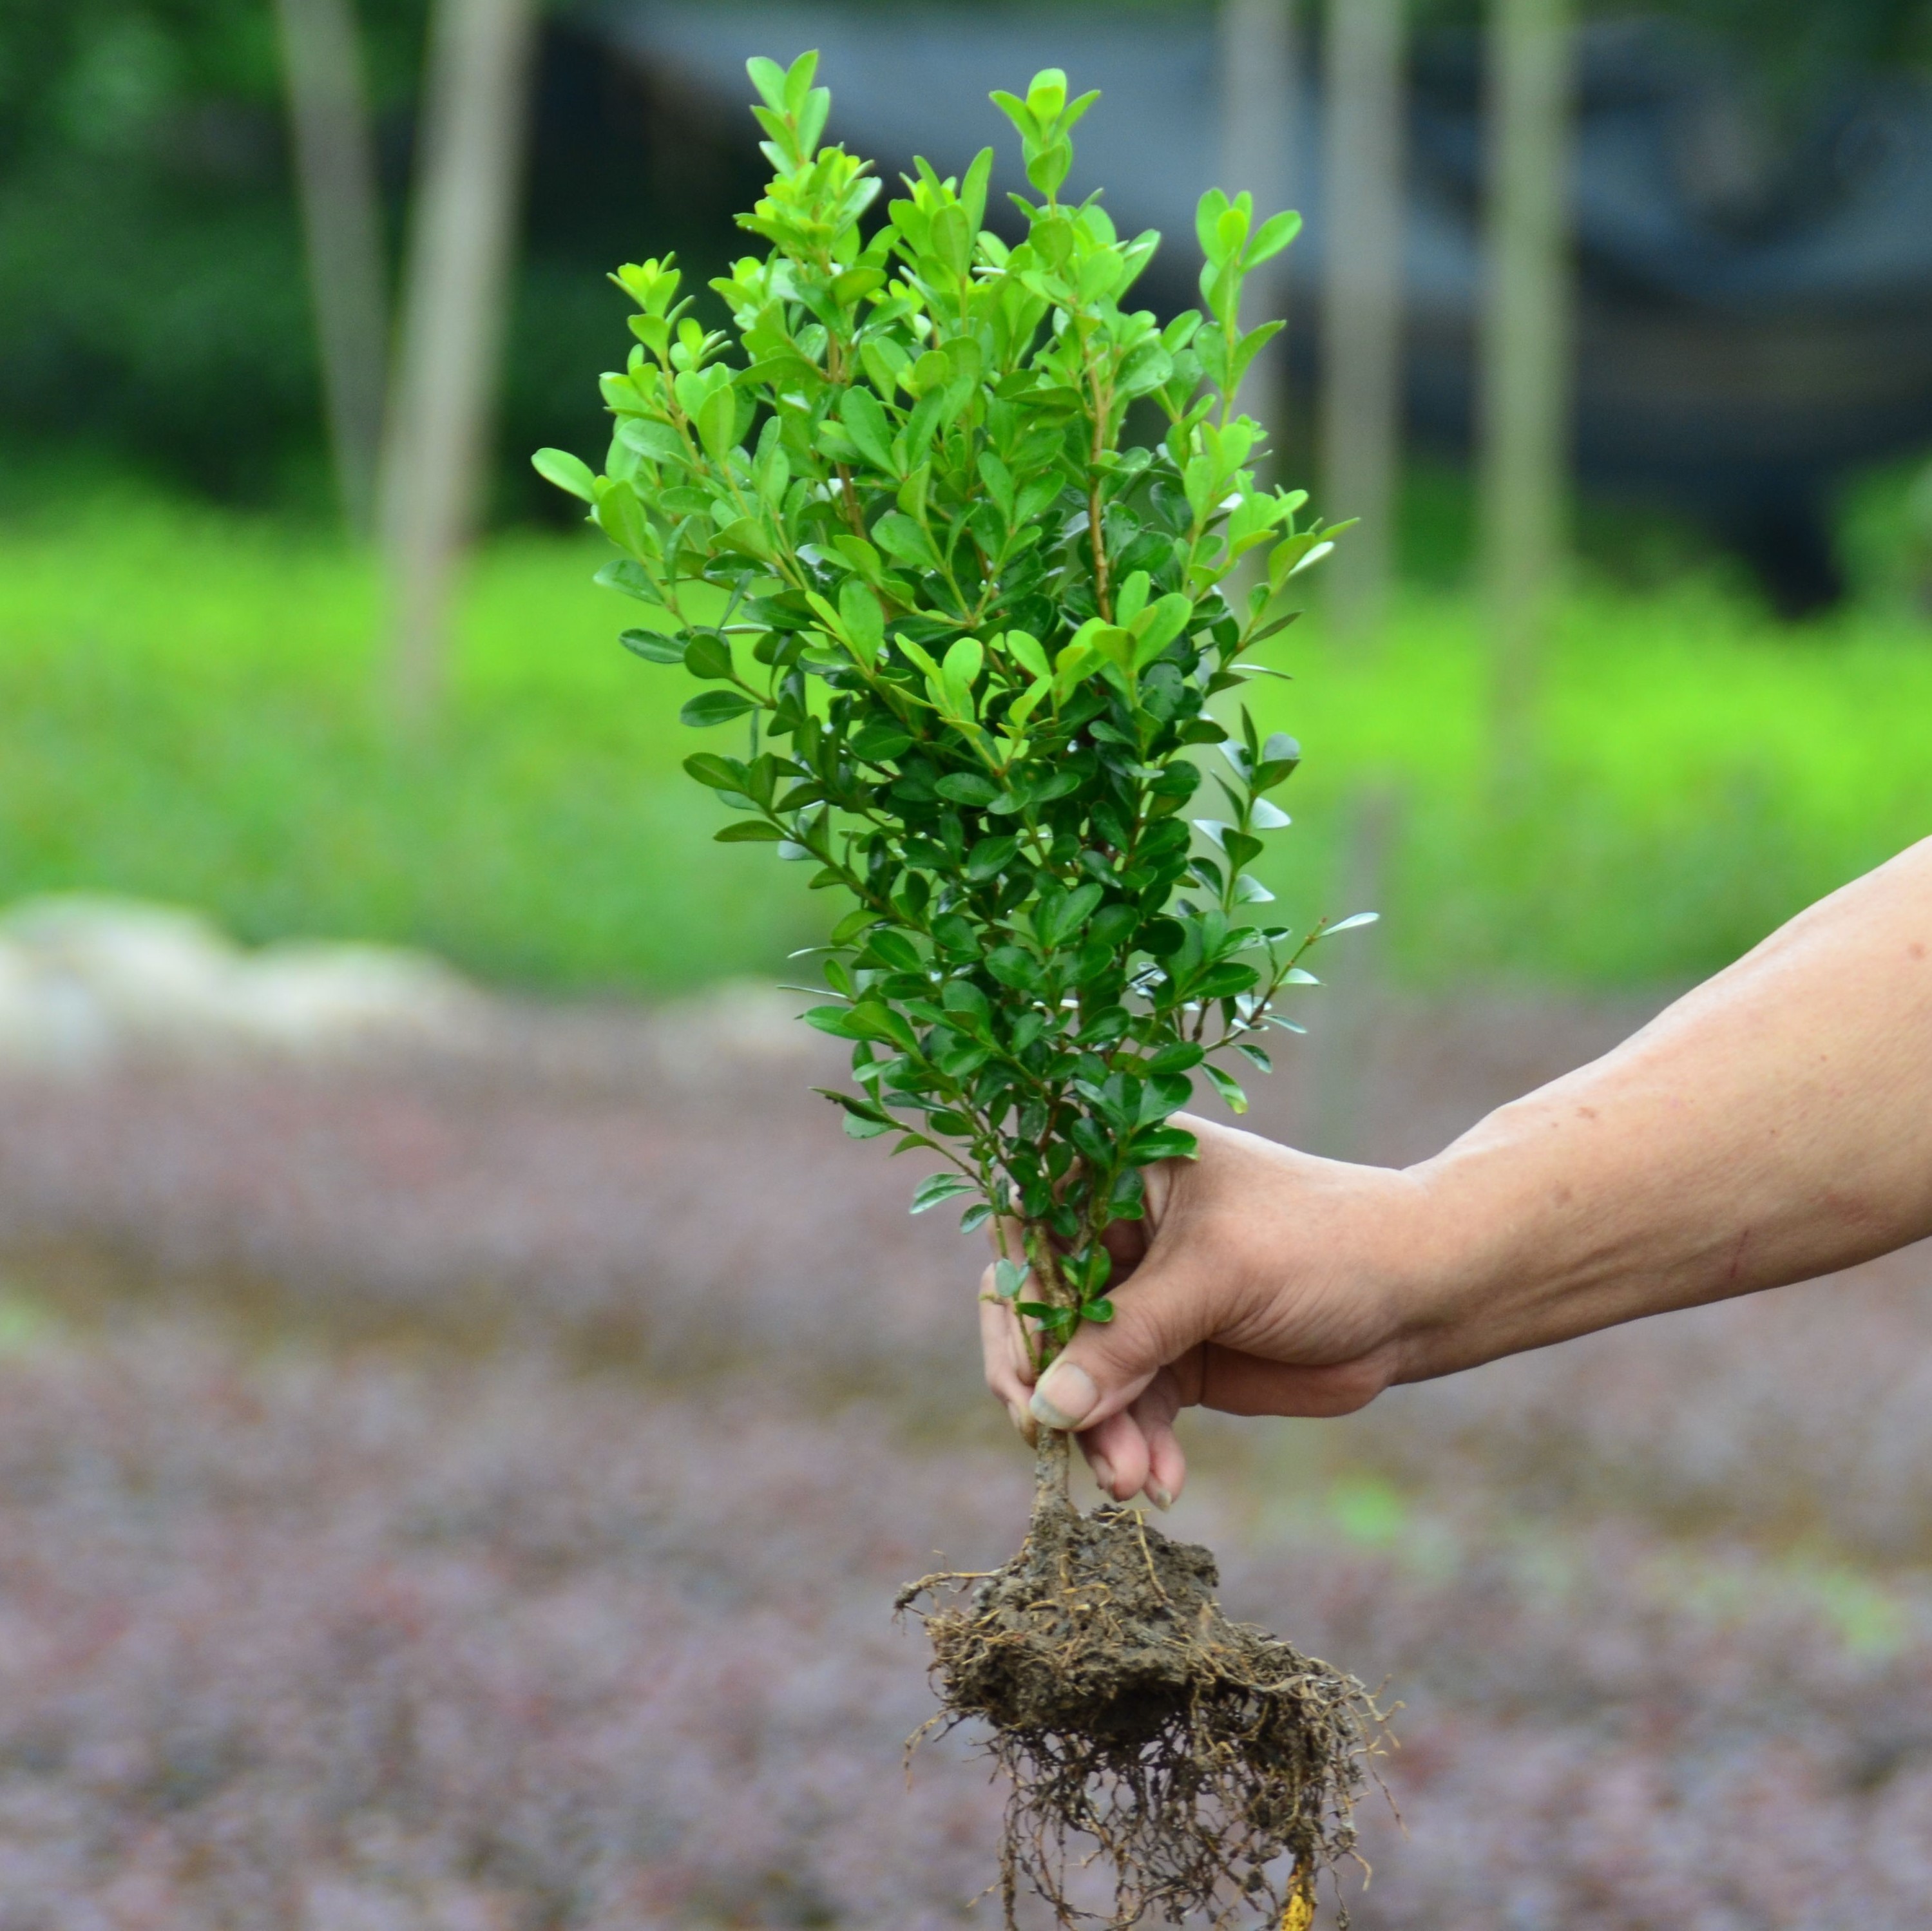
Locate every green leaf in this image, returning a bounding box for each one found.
[713,821,785,842]
[1322,911,1380,936]
[993,1259,1028,1299]
[935,772,1001,806]
[531,447,596,502]
[910,1172,977,1214]
[746,54,789,112]
[680,690,757,727]
[1145,1040,1204,1074]
[1035,881,1104,948]
[805,1002,917,1051]
[863,929,924,973]
[1203,1063,1248,1114]
[837,579,886,660]
[941,636,984,714]
[594,560,663,604]
[620,629,686,665]
[872,513,938,569]
[1194,961,1259,999]
[941,977,992,1028]
[985,946,1040,990]
[1243,207,1302,267]
[841,386,899,473]
[683,752,747,790]
[694,386,740,462]
[964,833,1021,880]
[852,724,915,762]
[1081,1298,1115,1324]
[1131,591,1194,663]
[1015,1301,1075,1336]
[1130,1125,1200,1163]
[684,634,734,680]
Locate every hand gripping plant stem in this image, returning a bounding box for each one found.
[537,54,1386,1929]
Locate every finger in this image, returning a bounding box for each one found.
[1114,1371,1187,1507]
[1080,1407,1149,1501]
[979,1279,1037,1440]
[1143,1412,1187,1510]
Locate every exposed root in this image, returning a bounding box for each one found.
[899,1484,1384,1928]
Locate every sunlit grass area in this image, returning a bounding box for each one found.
[3,488,1928,991]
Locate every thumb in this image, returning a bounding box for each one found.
[1027,1232,1221,1434]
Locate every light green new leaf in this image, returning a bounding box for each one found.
[1203,1064,1249,1114]
[531,448,595,502]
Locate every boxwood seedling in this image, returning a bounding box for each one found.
[537,54,1381,1930]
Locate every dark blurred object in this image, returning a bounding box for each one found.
[1416,19,1932,615]
[602,3,1932,614]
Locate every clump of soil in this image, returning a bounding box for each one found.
[899,1440,1384,1928]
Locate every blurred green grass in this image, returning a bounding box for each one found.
[2,489,1928,993]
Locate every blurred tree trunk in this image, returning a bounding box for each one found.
[1305,783,1401,1158]
[1481,0,1575,778]
[273,0,388,539]
[1218,0,1301,472]
[379,0,539,728]
[1319,0,1407,645]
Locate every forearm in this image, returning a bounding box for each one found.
[1395,837,1932,1381]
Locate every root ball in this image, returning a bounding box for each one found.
[902,1496,1383,1928]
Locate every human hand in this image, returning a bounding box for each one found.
[979,1116,1428,1508]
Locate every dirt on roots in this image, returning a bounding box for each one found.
[900,1447,1386,1930]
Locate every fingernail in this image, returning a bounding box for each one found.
[1007,1402,1029,1437]
[1029,1362,1098,1432]
[1091,1460,1115,1497]
[1147,1481,1175,1512]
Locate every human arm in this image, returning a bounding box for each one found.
[982,836,1932,1506]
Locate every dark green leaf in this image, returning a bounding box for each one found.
[620,628,687,665]
[964,833,1021,880]
[714,821,785,843]
[684,634,735,680]
[863,929,924,974]
[910,1172,976,1213]
[935,773,1002,806]
[683,753,747,790]
[1129,1125,1200,1163]
[1145,1040,1203,1074]
[680,690,757,728]
[852,725,915,762]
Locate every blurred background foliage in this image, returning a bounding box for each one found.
[5,0,1927,518]
[2,0,1930,993]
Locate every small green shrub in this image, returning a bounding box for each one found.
[537,53,1363,1353]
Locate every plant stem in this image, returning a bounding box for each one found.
[1033,1425,1072,1514]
